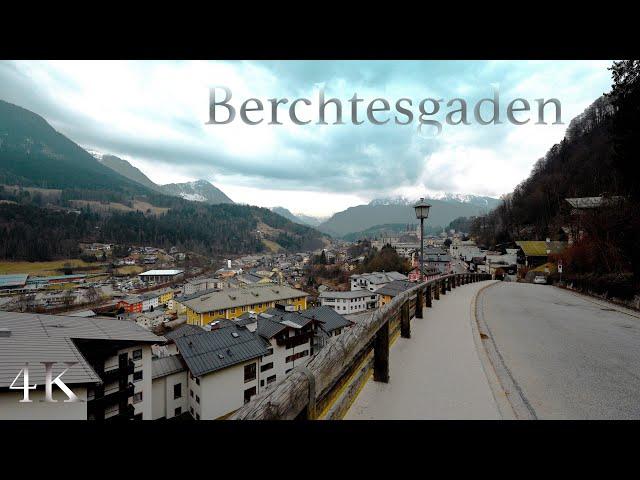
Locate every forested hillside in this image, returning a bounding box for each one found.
[471,61,640,297]
[0,100,326,260]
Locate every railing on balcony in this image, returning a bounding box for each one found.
[100,359,135,384]
[87,382,135,413]
[231,272,491,420]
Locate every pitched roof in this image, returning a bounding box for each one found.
[516,241,567,257]
[182,284,307,314]
[0,311,162,388]
[374,280,416,297]
[0,274,28,288]
[139,269,183,276]
[300,306,353,334]
[173,325,270,376]
[152,355,187,379]
[163,324,204,341]
[349,271,408,284]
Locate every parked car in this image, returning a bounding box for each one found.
[533,275,547,284]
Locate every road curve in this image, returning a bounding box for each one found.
[478,282,640,419]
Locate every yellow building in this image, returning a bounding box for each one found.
[375,280,416,308]
[155,287,175,305]
[183,284,308,327]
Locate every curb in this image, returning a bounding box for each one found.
[471,281,536,420]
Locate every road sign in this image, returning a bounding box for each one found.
[558,264,563,273]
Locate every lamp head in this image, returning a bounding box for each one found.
[414,197,431,220]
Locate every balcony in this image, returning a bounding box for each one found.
[277,331,313,350]
[100,359,135,384]
[88,382,135,414]
[105,404,135,421]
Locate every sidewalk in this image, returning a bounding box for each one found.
[344,281,502,419]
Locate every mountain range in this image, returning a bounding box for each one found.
[270,207,327,227]
[91,151,234,205]
[0,99,325,259]
[317,195,500,238]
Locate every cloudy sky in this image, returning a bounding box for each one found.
[0,60,614,217]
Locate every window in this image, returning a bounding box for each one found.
[196,413,200,420]
[244,363,257,383]
[244,386,257,404]
[173,383,182,399]
[133,349,142,361]
[174,407,182,416]
[267,375,277,385]
[260,362,273,373]
[190,407,194,415]
[196,395,200,404]
[133,392,143,404]
[190,389,194,398]
[196,377,200,385]
[264,347,273,357]
[133,370,143,382]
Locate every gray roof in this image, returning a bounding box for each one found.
[174,325,270,376]
[374,280,417,298]
[301,306,353,334]
[256,317,288,339]
[0,311,162,388]
[349,271,408,284]
[319,290,379,299]
[0,274,28,288]
[164,324,204,341]
[182,284,307,314]
[152,355,187,379]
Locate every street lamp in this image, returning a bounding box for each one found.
[414,198,431,282]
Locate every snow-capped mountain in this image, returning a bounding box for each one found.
[160,179,234,205]
[369,193,500,209]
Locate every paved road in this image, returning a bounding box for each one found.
[479,282,640,419]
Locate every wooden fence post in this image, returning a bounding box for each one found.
[441,278,447,295]
[452,275,457,289]
[446,277,452,291]
[374,321,390,382]
[426,285,432,308]
[416,288,424,319]
[434,280,440,300]
[400,301,411,338]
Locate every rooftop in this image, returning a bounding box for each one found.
[516,241,567,257]
[0,274,29,288]
[0,311,162,388]
[182,284,307,314]
[139,269,184,276]
[375,280,417,298]
[173,324,270,376]
[152,355,187,380]
[350,271,408,284]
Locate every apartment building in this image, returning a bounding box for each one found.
[182,284,307,327]
[183,277,226,296]
[0,311,160,420]
[172,322,270,420]
[375,280,417,307]
[319,290,379,314]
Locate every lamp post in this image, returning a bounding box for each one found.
[414,198,431,282]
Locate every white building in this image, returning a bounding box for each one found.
[449,240,482,262]
[0,312,160,420]
[151,355,189,420]
[350,271,408,292]
[319,290,379,314]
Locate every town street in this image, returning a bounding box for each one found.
[478,282,640,419]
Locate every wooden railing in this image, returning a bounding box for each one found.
[231,272,492,420]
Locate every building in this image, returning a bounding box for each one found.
[138,269,184,284]
[515,240,567,269]
[319,290,379,314]
[350,271,408,292]
[449,240,482,261]
[375,280,417,307]
[182,284,308,327]
[407,266,441,282]
[154,287,175,306]
[173,322,271,420]
[117,295,144,313]
[183,277,225,296]
[0,311,160,420]
[151,355,188,420]
[0,274,29,292]
[425,252,452,274]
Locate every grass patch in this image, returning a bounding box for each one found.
[0,259,96,276]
